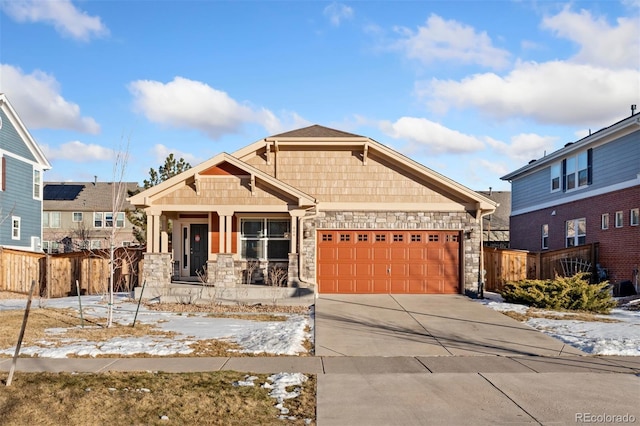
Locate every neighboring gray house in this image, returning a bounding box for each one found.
[43,181,140,253]
[0,94,52,252]
[477,190,511,248]
[501,112,640,285]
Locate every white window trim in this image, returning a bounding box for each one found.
[565,218,586,247]
[11,216,20,240]
[631,208,639,226]
[73,212,83,223]
[239,217,291,261]
[550,163,561,192]
[615,211,624,228]
[541,224,549,250]
[564,151,589,192]
[33,168,42,200]
[601,213,609,230]
[94,212,103,228]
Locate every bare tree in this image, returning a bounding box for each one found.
[106,137,130,328]
[267,264,288,287]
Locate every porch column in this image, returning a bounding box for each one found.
[146,211,161,253]
[217,208,234,253]
[160,215,169,253]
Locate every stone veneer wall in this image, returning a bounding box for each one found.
[301,210,482,295]
[142,253,173,287]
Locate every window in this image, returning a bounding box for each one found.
[411,234,421,242]
[357,234,368,242]
[321,233,333,242]
[566,218,586,247]
[90,240,102,249]
[0,155,5,192]
[542,224,549,249]
[339,234,351,242]
[79,240,89,250]
[115,212,125,228]
[375,234,386,242]
[240,218,290,260]
[33,169,41,199]
[11,216,20,240]
[428,234,439,242]
[563,150,591,191]
[550,163,561,191]
[94,212,103,227]
[631,209,639,226]
[42,241,49,252]
[615,211,624,228]
[43,212,61,228]
[601,213,609,230]
[122,241,131,247]
[393,234,403,242]
[105,212,114,228]
[73,212,83,222]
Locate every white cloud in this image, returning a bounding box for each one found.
[41,141,114,162]
[150,144,201,167]
[485,133,558,163]
[128,76,305,139]
[0,64,101,133]
[323,2,354,26]
[380,117,485,155]
[419,61,639,126]
[393,14,511,70]
[1,0,108,41]
[542,6,639,69]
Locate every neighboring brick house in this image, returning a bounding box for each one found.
[130,125,497,297]
[477,190,511,248]
[0,93,52,252]
[43,181,140,252]
[501,113,640,285]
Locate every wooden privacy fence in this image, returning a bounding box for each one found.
[484,243,599,292]
[0,247,144,298]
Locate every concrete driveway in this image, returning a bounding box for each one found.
[315,294,585,357]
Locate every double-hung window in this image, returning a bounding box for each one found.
[11,216,20,240]
[631,209,639,226]
[73,212,83,222]
[240,218,290,260]
[43,212,61,228]
[550,164,561,191]
[94,212,103,228]
[541,224,549,249]
[566,218,586,247]
[562,150,591,191]
[33,169,42,199]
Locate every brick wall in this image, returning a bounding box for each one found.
[511,185,640,283]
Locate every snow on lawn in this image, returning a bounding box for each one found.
[477,292,640,356]
[0,293,311,358]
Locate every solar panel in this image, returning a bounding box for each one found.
[43,184,85,200]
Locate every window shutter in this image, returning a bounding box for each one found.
[587,148,593,185]
[561,159,567,192]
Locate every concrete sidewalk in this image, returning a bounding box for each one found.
[1,355,638,425]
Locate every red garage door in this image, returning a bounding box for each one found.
[318,230,460,294]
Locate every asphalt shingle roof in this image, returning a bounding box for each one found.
[43,182,140,211]
[269,124,363,139]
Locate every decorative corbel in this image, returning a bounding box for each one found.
[194,173,201,196]
[250,174,256,196]
[363,143,369,165]
[266,142,271,165]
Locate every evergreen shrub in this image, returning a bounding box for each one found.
[500,273,617,313]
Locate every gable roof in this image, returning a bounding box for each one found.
[502,113,640,181]
[270,125,363,139]
[44,181,140,211]
[0,93,52,169]
[128,153,317,208]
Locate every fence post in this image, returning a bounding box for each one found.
[6,279,37,387]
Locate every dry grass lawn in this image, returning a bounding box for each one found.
[0,371,316,425]
[500,308,622,323]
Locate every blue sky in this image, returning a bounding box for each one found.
[1,0,638,191]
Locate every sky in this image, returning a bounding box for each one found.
[0,0,638,191]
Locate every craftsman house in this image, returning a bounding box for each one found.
[129,125,496,297]
[0,93,52,252]
[502,112,640,285]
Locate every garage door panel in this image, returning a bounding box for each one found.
[318,230,459,294]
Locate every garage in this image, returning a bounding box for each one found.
[317,230,461,294]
